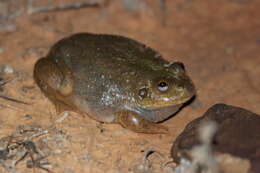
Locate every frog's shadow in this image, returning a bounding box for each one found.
[158,95,196,123]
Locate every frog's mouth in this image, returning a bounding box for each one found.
[139,91,194,110]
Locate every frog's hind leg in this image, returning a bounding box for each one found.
[34,57,74,114]
[115,111,169,134]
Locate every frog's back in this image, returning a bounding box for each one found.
[47,33,168,73]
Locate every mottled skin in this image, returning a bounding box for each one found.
[34,33,195,134]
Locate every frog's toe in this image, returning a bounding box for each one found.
[115,111,169,134]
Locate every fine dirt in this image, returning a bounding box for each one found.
[0,0,259,173]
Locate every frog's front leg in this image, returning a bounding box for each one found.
[115,111,169,134]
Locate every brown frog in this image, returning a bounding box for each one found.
[34,33,195,134]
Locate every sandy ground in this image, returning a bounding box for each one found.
[0,0,259,172]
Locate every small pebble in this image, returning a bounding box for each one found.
[24,114,33,119]
[1,65,14,74]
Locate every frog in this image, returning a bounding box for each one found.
[33,33,195,134]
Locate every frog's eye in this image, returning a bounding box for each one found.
[158,81,169,92]
[138,88,148,98]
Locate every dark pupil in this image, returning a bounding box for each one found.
[158,82,167,88]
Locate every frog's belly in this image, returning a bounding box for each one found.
[72,95,116,123]
[73,91,183,123]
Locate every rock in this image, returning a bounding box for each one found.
[171,104,260,173]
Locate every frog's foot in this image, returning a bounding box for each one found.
[115,111,169,134]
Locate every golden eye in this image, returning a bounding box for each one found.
[158,81,168,92]
[138,88,147,98]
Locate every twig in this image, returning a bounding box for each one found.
[0,95,31,105]
[0,102,26,112]
[27,1,101,14]
[0,100,52,121]
[0,78,14,87]
[55,111,69,123]
[30,130,49,139]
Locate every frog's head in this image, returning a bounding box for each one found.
[135,62,195,109]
